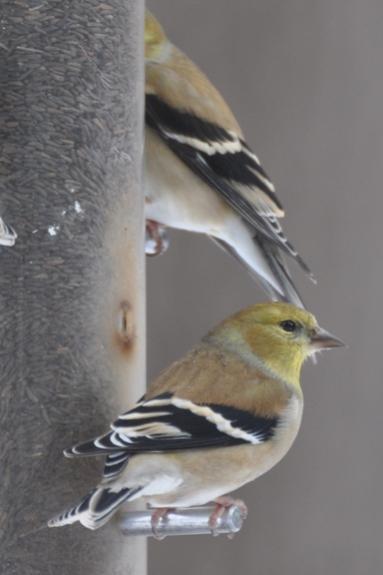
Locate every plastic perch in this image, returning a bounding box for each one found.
[119,505,245,538]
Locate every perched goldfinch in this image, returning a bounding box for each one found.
[49,303,343,531]
[144,11,314,307]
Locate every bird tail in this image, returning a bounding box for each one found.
[256,237,306,308]
[211,234,306,308]
[48,485,142,530]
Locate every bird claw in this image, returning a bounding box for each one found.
[150,507,172,540]
[208,497,248,537]
[145,220,169,256]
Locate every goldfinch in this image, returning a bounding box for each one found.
[49,302,343,531]
[144,11,314,307]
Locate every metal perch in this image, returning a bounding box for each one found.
[120,505,245,538]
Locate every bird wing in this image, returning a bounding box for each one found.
[65,392,279,458]
[146,93,311,275]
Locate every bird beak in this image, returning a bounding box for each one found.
[310,327,345,351]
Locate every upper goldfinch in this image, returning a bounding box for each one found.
[144,11,314,307]
[49,302,343,531]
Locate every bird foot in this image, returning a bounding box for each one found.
[145,220,169,256]
[150,507,173,540]
[209,497,248,537]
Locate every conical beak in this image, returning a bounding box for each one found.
[310,327,345,351]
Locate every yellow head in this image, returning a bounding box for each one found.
[209,302,343,389]
[145,10,169,61]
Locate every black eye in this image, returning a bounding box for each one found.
[280,320,298,333]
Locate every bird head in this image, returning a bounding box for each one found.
[209,302,344,389]
[145,10,169,61]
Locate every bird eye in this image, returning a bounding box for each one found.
[280,320,298,333]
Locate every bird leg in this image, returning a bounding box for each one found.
[145,220,169,256]
[209,497,248,537]
[150,507,173,540]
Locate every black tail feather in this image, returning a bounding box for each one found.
[257,237,306,308]
[48,485,142,530]
[210,236,306,308]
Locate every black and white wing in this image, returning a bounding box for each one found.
[65,393,279,464]
[145,94,312,276]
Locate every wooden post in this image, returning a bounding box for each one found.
[0,1,146,573]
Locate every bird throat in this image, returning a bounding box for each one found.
[209,327,304,392]
[246,332,304,391]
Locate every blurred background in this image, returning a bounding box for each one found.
[146,1,382,574]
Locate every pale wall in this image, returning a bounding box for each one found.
[146,2,383,574]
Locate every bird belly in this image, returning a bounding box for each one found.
[145,129,230,235]
[140,439,296,508]
[116,397,302,508]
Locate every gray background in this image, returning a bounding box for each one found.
[146,2,382,574]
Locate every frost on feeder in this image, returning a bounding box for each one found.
[0,217,17,246]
